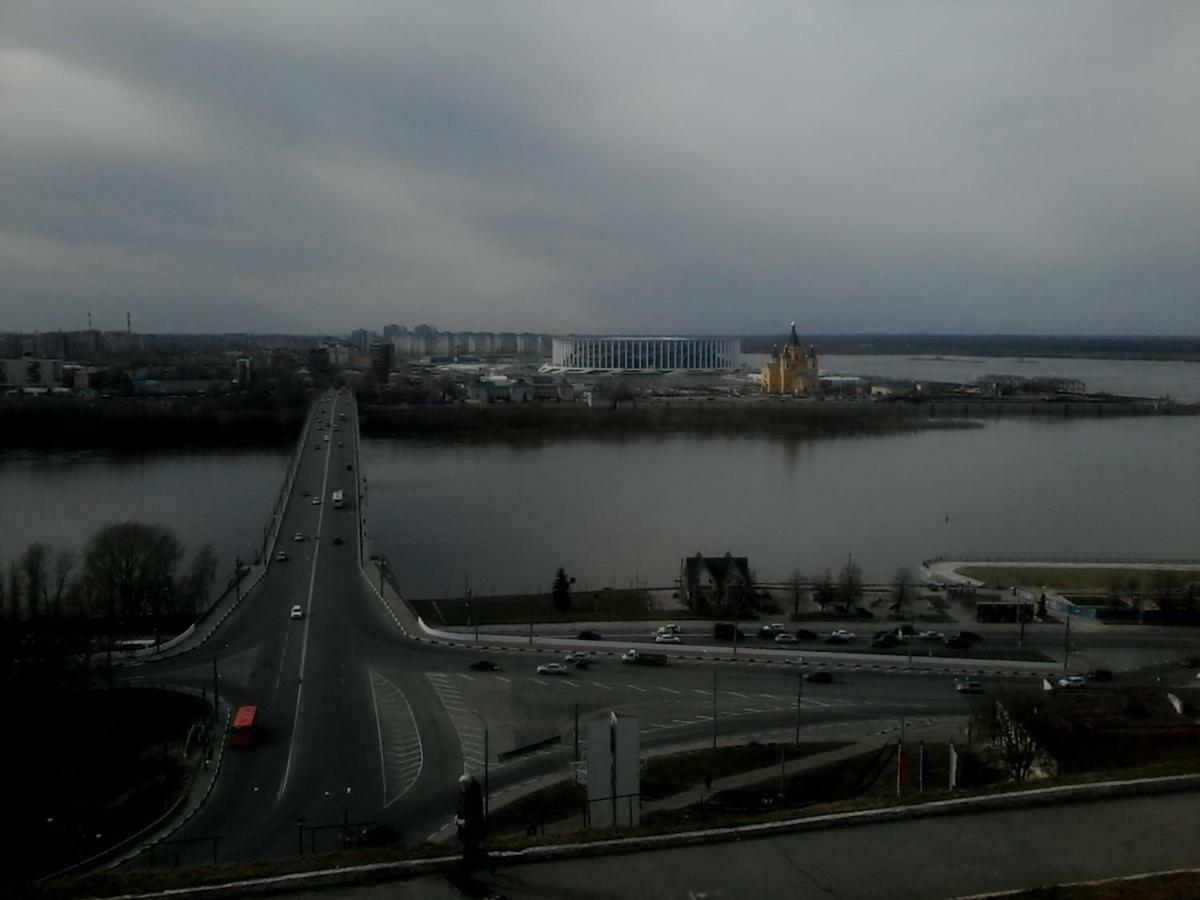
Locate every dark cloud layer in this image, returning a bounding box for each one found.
[2,2,1198,334]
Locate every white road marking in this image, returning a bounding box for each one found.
[660,687,682,695]
[625,684,647,693]
[742,707,764,713]
[558,679,579,688]
[277,419,335,803]
[458,674,475,681]
[591,681,612,690]
[532,678,549,686]
[495,676,512,684]
[726,691,749,699]
[692,689,709,696]
[369,671,424,807]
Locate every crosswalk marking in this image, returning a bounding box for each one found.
[426,672,487,773]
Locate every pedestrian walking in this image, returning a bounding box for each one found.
[455,773,485,864]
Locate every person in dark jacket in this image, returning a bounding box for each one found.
[456,773,485,862]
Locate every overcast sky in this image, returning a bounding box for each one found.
[2,2,1198,336]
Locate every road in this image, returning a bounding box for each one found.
[118,391,1200,870]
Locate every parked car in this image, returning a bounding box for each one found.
[871,633,901,648]
[1087,669,1114,682]
[654,633,681,644]
[577,630,604,641]
[1179,656,1200,668]
[895,623,916,636]
[955,679,983,694]
[830,629,855,639]
[1058,675,1087,689]
[917,630,944,641]
[794,629,820,640]
[774,633,799,644]
[955,631,983,643]
[537,663,567,676]
[469,660,500,671]
[275,550,288,562]
[290,605,304,620]
[943,636,970,650]
[564,652,590,663]
[826,633,853,645]
[572,658,590,670]
[805,670,834,684]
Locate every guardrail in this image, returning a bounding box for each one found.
[497,734,563,763]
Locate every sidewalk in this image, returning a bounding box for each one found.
[642,718,960,814]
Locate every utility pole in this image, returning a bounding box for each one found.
[574,702,580,762]
[1063,613,1071,673]
[212,656,219,723]
[235,556,242,604]
[712,669,718,750]
[794,671,803,746]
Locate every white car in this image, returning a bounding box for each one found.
[830,629,855,639]
[564,651,590,662]
[290,605,304,620]
[1058,675,1087,689]
[654,633,681,644]
[917,630,944,641]
[774,633,799,644]
[537,663,567,675]
[768,623,786,633]
[659,624,680,634]
[311,497,322,505]
[275,550,288,562]
[293,532,304,542]
[324,435,330,442]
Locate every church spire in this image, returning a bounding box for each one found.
[787,320,801,348]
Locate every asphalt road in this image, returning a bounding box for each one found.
[118,392,1200,870]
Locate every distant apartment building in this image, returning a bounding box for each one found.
[236,357,254,385]
[0,357,63,389]
[369,341,394,375]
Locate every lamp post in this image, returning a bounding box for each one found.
[323,788,350,830]
[469,710,489,819]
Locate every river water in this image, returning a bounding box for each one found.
[3,355,1199,595]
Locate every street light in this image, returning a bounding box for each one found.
[469,710,490,819]
[323,788,350,829]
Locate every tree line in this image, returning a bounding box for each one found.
[1,522,220,685]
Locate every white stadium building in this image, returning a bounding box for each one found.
[548,336,741,373]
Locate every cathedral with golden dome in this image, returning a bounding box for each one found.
[760,322,819,395]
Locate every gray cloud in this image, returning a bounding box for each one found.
[2,1,1198,334]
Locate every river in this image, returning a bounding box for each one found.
[3,355,1199,596]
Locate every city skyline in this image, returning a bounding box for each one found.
[3,3,1199,336]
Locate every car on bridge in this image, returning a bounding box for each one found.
[537,663,567,676]
[311,497,322,505]
[293,532,304,542]
[275,550,288,562]
[301,489,311,497]
[290,605,304,620]
[331,536,343,545]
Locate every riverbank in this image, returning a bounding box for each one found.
[0,395,307,451]
[360,398,982,440]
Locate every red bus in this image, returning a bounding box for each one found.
[231,705,260,747]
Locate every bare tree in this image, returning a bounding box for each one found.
[177,543,219,614]
[837,558,863,611]
[891,566,916,614]
[19,543,50,621]
[83,522,185,621]
[788,570,807,616]
[814,569,836,613]
[5,560,20,621]
[973,691,1044,785]
[49,548,77,621]
[1151,570,1181,611]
